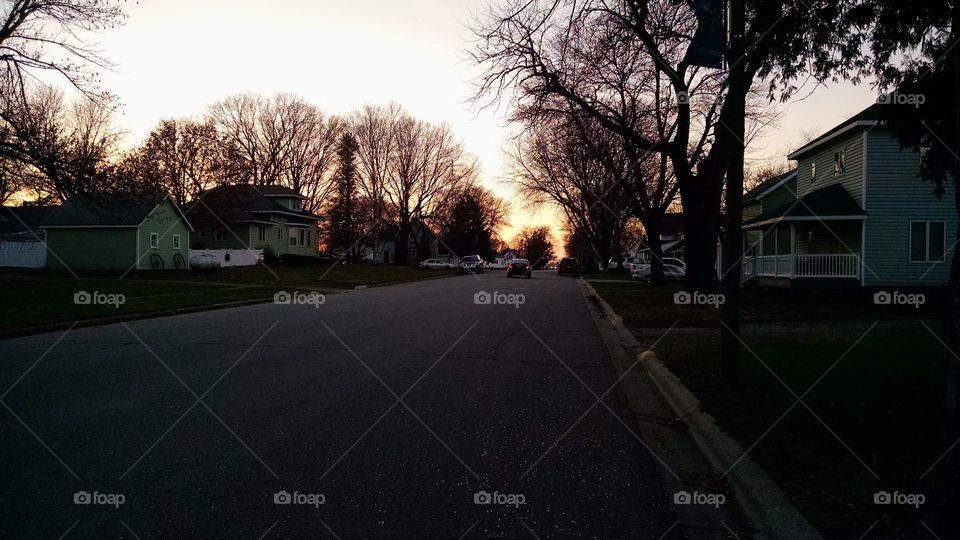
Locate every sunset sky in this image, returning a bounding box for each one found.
[90,0,879,245]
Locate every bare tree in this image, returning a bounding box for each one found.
[351,103,477,264]
[208,93,343,212]
[122,118,223,205]
[0,0,127,197]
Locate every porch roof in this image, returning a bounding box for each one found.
[743,184,866,229]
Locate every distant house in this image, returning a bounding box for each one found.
[490,248,521,268]
[0,205,58,268]
[742,103,957,287]
[365,220,440,264]
[41,194,192,270]
[184,185,321,258]
[1,205,59,241]
[743,169,798,258]
[630,212,686,261]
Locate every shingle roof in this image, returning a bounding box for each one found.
[185,185,320,225]
[744,169,797,203]
[743,183,866,228]
[256,185,306,198]
[41,195,168,228]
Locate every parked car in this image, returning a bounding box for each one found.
[608,256,642,270]
[557,257,579,276]
[631,260,687,282]
[420,258,452,270]
[459,254,485,274]
[626,256,684,272]
[506,258,532,278]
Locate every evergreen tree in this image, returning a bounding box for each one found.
[326,133,363,262]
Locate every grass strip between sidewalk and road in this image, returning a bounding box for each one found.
[589,279,947,539]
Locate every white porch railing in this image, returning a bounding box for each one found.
[742,254,860,280]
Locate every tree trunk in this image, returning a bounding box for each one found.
[643,212,666,286]
[680,180,721,292]
[720,0,746,382]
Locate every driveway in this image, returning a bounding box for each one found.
[0,271,680,538]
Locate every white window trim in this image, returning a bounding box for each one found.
[149,232,159,249]
[909,220,947,264]
[172,234,181,250]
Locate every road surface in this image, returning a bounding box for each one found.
[0,271,681,538]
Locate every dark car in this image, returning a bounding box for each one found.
[557,257,579,276]
[506,258,532,278]
[459,254,485,274]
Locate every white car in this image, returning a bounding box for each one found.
[420,258,452,270]
[631,260,687,282]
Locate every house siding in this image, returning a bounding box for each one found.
[863,128,957,287]
[795,131,864,204]
[137,199,191,270]
[46,228,138,270]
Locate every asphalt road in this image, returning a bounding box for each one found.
[0,271,680,538]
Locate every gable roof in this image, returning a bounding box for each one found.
[185,185,320,226]
[41,194,187,228]
[256,185,306,199]
[787,103,884,160]
[743,183,867,229]
[744,169,797,203]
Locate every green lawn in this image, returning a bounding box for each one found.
[0,263,453,333]
[590,281,948,538]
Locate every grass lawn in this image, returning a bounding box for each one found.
[0,263,453,333]
[590,281,949,538]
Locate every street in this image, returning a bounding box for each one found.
[0,272,680,538]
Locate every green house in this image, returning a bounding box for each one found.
[184,185,321,258]
[42,194,192,271]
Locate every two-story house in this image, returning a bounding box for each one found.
[742,104,956,287]
[185,185,321,258]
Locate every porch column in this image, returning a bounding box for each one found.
[790,224,796,278]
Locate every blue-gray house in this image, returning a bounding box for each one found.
[743,103,956,287]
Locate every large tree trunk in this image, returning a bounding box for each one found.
[680,180,721,292]
[720,0,747,382]
[643,212,666,286]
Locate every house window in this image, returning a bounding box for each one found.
[199,228,207,238]
[289,227,297,246]
[258,226,266,242]
[834,151,845,175]
[150,232,159,249]
[810,161,817,182]
[277,226,283,240]
[291,199,302,211]
[216,230,229,241]
[299,228,306,246]
[910,221,946,263]
[173,234,181,249]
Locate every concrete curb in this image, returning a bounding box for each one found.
[579,278,823,540]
